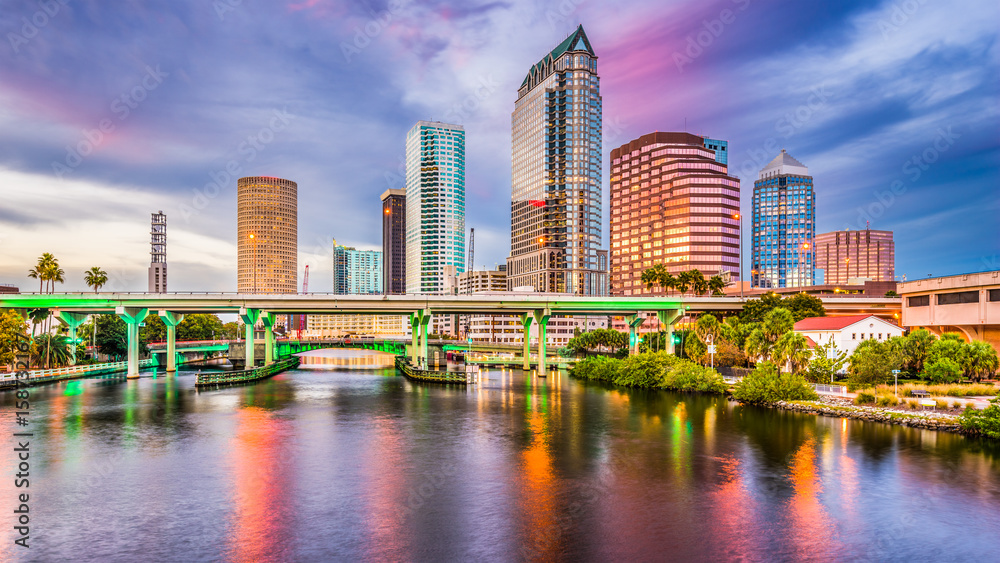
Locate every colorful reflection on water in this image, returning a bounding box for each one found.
[0,350,998,561]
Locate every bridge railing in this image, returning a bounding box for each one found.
[0,359,154,380]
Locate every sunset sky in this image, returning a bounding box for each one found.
[1,0,997,292]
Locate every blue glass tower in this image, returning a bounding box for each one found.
[751,150,815,288]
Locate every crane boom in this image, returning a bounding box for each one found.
[467,228,474,272]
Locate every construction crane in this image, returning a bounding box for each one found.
[467,228,474,272]
[298,265,309,335]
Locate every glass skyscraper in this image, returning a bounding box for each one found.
[507,25,606,295]
[751,150,815,288]
[333,241,382,295]
[405,121,466,294]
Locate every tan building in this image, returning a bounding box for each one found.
[816,228,894,285]
[610,132,740,297]
[305,314,407,338]
[899,270,1000,354]
[458,266,507,294]
[465,292,606,346]
[237,176,297,293]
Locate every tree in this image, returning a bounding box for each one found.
[674,270,693,296]
[659,271,677,296]
[95,315,128,360]
[732,361,819,404]
[805,340,847,383]
[884,290,899,297]
[959,340,999,382]
[902,329,936,374]
[139,315,166,344]
[927,333,964,367]
[773,332,811,374]
[782,293,826,322]
[32,334,73,368]
[221,322,240,341]
[685,334,707,364]
[926,358,962,384]
[84,267,108,293]
[177,314,225,341]
[689,269,708,296]
[694,314,720,343]
[744,308,795,365]
[740,293,783,323]
[847,339,903,390]
[1,310,29,369]
[708,275,727,296]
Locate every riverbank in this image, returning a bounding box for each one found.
[771,395,963,433]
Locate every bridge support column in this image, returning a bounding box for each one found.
[239,308,260,368]
[158,311,184,372]
[519,313,533,370]
[657,309,684,355]
[410,310,431,367]
[116,307,149,379]
[260,312,275,365]
[533,308,551,377]
[56,311,88,366]
[626,314,646,356]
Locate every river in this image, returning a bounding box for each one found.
[1,350,998,561]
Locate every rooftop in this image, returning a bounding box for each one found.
[794,314,885,331]
[759,149,810,180]
[521,25,596,88]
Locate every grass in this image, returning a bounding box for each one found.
[854,391,876,405]
[858,383,999,398]
[876,394,898,407]
[935,399,949,410]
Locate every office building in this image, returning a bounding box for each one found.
[333,241,382,295]
[609,132,740,297]
[405,121,466,294]
[148,211,167,293]
[507,25,606,295]
[751,150,815,288]
[816,228,895,285]
[458,266,508,294]
[237,176,297,293]
[380,188,406,295]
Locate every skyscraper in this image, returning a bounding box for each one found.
[405,121,466,294]
[333,241,382,295]
[237,176,297,293]
[380,188,406,295]
[816,228,895,285]
[507,25,605,295]
[752,150,815,288]
[609,132,740,296]
[148,210,167,293]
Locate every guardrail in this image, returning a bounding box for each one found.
[195,357,300,388]
[395,357,469,384]
[0,359,154,380]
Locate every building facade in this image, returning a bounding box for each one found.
[609,132,740,297]
[237,176,297,293]
[815,228,895,285]
[333,242,382,295]
[405,121,466,294]
[148,210,167,293]
[458,266,508,294]
[305,314,407,338]
[794,314,904,357]
[507,25,606,296]
[899,270,1000,355]
[752,150,815,288]
[380,188,406,295]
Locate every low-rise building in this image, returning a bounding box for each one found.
[898,270,1000,354]
[793,314,904,356]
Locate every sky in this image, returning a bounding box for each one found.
[0,0,997,293]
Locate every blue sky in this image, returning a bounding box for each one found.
[0,0,997,292]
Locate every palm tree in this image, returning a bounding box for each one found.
[690,269,708,296]
[774,332,811,374]
[44,262,65,294]
[675,270,692,296]
[640,267,660,293]
[84,267,108,293]
[32,334,72,368]
[708,275,726,296]
[27,266,43,293]
[960,340,999,382]
[659,271,677,296]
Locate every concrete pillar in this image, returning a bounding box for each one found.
[533,308,551,376]
[56,311,88,366]
[260,312,275,365]
[158,311,184,372]
[657,309,684,355]
[410,314,420,364]
[626,314,646,356]
[239,308,260,368]
[520,313,534,370]
[419,309,431,368]
[116,307,149,378]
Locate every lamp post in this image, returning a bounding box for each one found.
[734,213,743,299]
[799,242,811,288]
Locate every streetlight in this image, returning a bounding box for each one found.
[799,242,811,288]
[733,213,743,299]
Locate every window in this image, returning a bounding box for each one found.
[989,289,1000,302]
[907,295,930,307]
[852,333,856,340]
[937,291,979,305]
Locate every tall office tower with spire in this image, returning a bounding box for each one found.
[751,150,815,288]
[405,121,466,294]
[148,211,167,292]
[380,188,406,294]
[237,176,298,293]
[506,25,606,295]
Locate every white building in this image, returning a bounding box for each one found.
[464,291,606,347]
[305,314,408,338]
[793,314,904,356]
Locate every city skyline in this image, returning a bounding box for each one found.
[0,0,997,293]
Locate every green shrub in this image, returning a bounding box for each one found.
[926,358,962,384]
[662,360,727,394]
[854,391,876,405]
[572,356,622,382]
[876,394,898,407]
[906,399,919,410]
[733,361,819,405]
[960,398,1000,439]
[935,399,949,410]
[613,353,668,387]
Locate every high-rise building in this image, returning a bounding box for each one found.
[816,228,895,285]
[380,188,406,295]
[752,150,815,288]
[333,241,382,295]
[507,25,606,295]
[237,176,297,293]
[609,132,740,297]
[405,121,466,294]
[148,210,167,293]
